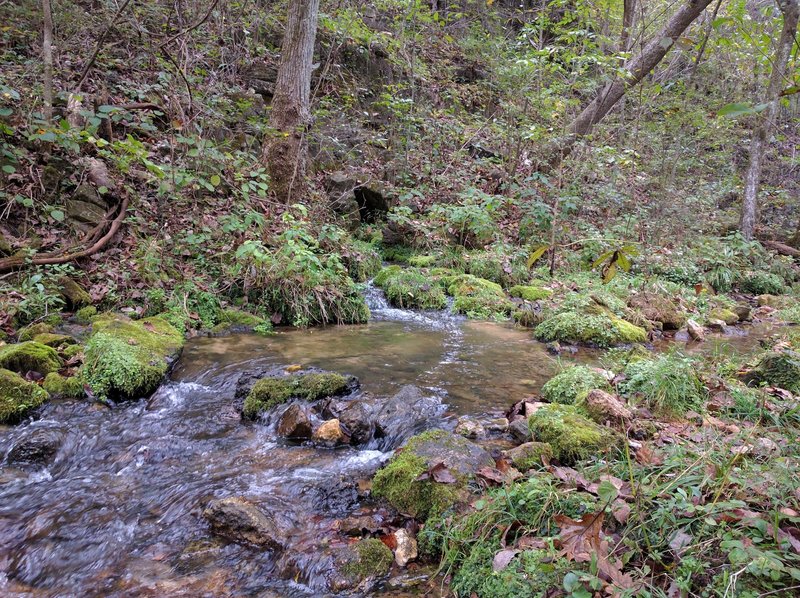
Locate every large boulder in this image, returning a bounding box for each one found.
[325,170,391,227]
[0,368,49,424]
[628,292,687,330]
[373,385,445,449]
[203,497,286,549]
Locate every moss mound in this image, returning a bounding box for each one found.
[535,311,646,347]
[505,442,553,471]
[74,306,98,324]
[83,314,184,401]
[57,276,92,309]
[17,322,55,341]
[341,538,394,582]
[374,266,447,310]
[0,342,63,375]
[0,368,49,423]
[242,372,351,419]
[445,274,513,319]
[210,309,271,335]
[43,372,85,398]
[32,333,77,347]
[513,308,544,328]
[744,350,800,393]
[707,307,738,326]
[540,365,611,405]
[528,404,617,463]
[508,285,552,301]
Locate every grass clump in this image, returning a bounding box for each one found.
[341,239,382,282]
[528,404,617,463]
[83,314,184,401]
[0,341,63,375]
[535,311,646,347]
[0,368,49,423]
[242,372,351,418]
[540,365,611,405]
[620,352,705,415]
[508,285,552,301]
[374,266,448,310]
[744,349,800,393]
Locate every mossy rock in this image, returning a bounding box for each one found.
[43,372,85,398]
[707,308,738,326]
[528,404,618,463]
[74,306,98,324]
[0,368,49,424]
[242,371,353,419]
[374,266,447,310]
[83,314,184,400]
[62,344,83,359]
[32,333,77,348]
[210,309,271,335]
[372,429,493,520]
[757,294,791,309]
[0,342,63,375]
[508,285,552,302]
[535,311,646,347]
[505,442,553,471]
[628,292,687,330]
[340,538,394,584]
[18,322,54,342]
[57,276,92,309]
[744,350,800,393]
[540,365,611,405]
[407,254,436,268]
[445,274,514,319]
[513,308,544,328]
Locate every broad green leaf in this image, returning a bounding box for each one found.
[51,209,65,222]
[597,479,619,504]
[527,244,550,268]
[718,103,756,118]
[210,174,221,187]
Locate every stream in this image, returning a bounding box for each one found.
[0,287,777,597]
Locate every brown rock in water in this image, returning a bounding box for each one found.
[393,528,418,567]
[686,319,705,342]
[454,416,485,439]
[313,418,347,444]
[277,404,312,439]
[203,497,284,549]
[583,389,632,424]
[508,419,532,443]
[707,319,727,332]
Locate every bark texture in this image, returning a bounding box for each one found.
[42,0,54,123]
[263,0,321,204]
[740,0,799,240]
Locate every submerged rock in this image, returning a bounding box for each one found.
[203,496,285,550]
[373,385,445,448]
[0,369,49,424]
[6,425,65,468]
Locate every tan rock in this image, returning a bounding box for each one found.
[584,389,632,424]
[313,418,347,444]
[393,529,418,567]
[687,319,705,341]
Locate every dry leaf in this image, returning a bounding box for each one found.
[492,548,519,572]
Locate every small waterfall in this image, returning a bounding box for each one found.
[363,280,464,330]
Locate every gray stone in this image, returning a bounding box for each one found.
[203,497,285,549]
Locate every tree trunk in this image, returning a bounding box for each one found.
[42,0,54,123]
[568,0,714,138]
[263,0,321,204]
[741,0,799,240]
[620,0,636,54]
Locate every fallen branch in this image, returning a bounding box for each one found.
[762,239,800,258]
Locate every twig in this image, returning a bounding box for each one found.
[75,0,135,92]
[158,0,221,50]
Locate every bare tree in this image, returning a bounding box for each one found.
[740,0,799,240]
[42,0,54,123]
[263,0,322,204]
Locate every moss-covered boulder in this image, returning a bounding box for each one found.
[619,353,705,415]
[83,314,184,400]
[628,292,687,330]
[528,404,618,463]
[535,311,646,347]
[18,322,54,342]
[374,266,448,310]
[242,371,353,419]
[540,365,611,405]
[372,429,493,520]
[336,538,394,589]
[445,274,514,319]
[57,276,92,309]
[0,342,63,375]
[744,350,800,393]
[42,372,85,398]
[32,333,77,348]
[74,305,98,324]
[210,309,271,335]
[505,442,553,471]
[513,308,544,328]
[708,307,738,326]
[508,285,552,301]
[0,368,49,423]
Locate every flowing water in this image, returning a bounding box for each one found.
[0,288,780,597]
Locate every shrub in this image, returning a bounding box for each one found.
[739,271,785,296]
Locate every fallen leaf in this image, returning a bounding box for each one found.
[612,500,631,524]
[669,530,692,558]
[476,467,505,485]
[415,462,457,484]
[492,548,519,572]
[516,536,547,550]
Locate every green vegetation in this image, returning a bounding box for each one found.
[621,352,706,415]
[508,285,552,301]
[444,274,514,319]
[0,341,63,375]
[535,311,646,347]
[341,538,394,582]
[0,368,49,423]
[242,372,351,419]
[528,404,618,463]
[540,365,610,405]
[210,309,272,335]
[43,372,85,398]
[373,266,448,310]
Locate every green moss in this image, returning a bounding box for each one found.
[74,305,98,324]
[744,350,800,393]
[620,353,705,415]
[445,274,514,319]
[540,365,610,405]
[18,322,54,342]
[343,240,383,282]
[506,442,553,471]
[508,285,552,301]
[407,254,436,267]
[210,309,272,335]
[62,344,83,359]
[341,538,394,581]
[535,311,646,347]
[462,247,529,287]
[374,266,448,310]
[57,276,92,309]
[707,307,738,326]
[32,333,77,347]
[83,314,184,400]
[0,342,63,375]
[528,404,617,463]
[0,368,49,423]
[513,308,544,328]
[242,372,351,418]
[43,372,85,398]
[379,244,416,264]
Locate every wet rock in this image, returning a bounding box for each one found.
[277,404,312,439]
[57,276,92,310]
[734,304,752,322]
[546,341,561,355]
[6,425,64,468]
[339,513,391,536]
[0,368,50,424]
[508,418,532,443]
[454,416,485,439]
[486,417,509,432]
[708,308,738,326]
[505,442,552,471]
[373,385,445,449]
[313,418,347,445]
[583,389,632,424]
[203,496,285,549]
[628,292,687,330]
[687,319,705,341]
[329,397,376,445]
[330,538,394,593]
[524,401,549,417]
[393,528,418,567]
[707,318,727,332]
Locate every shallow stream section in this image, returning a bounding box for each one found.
[0,292,777,597]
